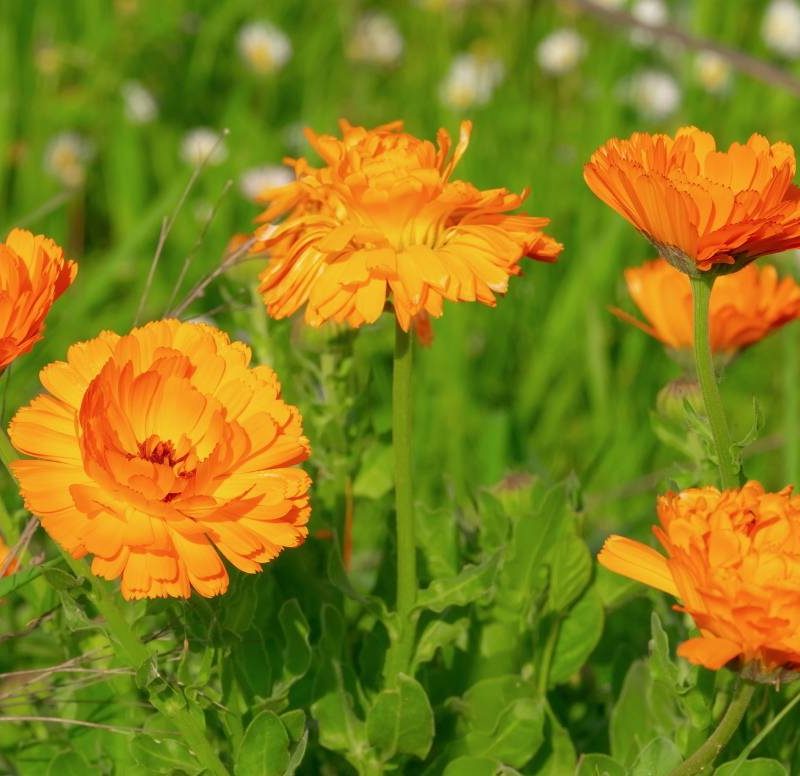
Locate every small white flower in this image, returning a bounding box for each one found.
[180,128,227,167]
[630,0,668,47]
[536,28,587,76]
[347,13,404,66]
[694,51,732,94]
[588,0,626,8]
[624,69,681,120]
[439,53,504,110]
[239,165,294,202]
[762,0,800,58]
[43,132,94,188]
[237,21,292,74]
[121,80,158,125]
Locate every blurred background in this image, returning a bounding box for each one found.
[3,0,800,549]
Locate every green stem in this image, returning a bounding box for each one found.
[690,275,740,489]
[0,429,230,776]
[385,322,417,681]
[669,681,756,776]
[730,688,800,771]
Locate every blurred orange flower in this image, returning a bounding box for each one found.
[253,120,562,331]
[0,228,76,369]
[10,320,311,600]
[585,127,800,275]
[598,482,800,677]
[0,535,17,576]
[614,258,800,354]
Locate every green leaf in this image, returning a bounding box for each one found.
[463,697,545,768]
[549,588,604,685]
[272,599,311,698]
[632,737,683,776]
[649,612,679,688]
[415,552,500,614]
[548,530,591,613]
[610,660,656,765]
[416,503,459,579]
[715,759,789,776]
[411,617,469,671]
[130,734,202,775]
[443,756,504,776]
[353,442,393,499]
[234,711,290,776]
[279,709,306,742]
[366,673,435,761]
[285,729,309,776]
[45,752,91,776]
[536,708,577,776]
[0,559,61,597]
[575,753,628,776]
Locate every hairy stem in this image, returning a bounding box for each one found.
[690,274,740,489]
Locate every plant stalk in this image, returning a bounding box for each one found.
[690,274,740,489]
[669,680,756,776]
[385,322,417,680]
[0,428,230,775]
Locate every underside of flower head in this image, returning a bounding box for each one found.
[10,320,311,600]
[253,119,562,331]
[585,126,800,274]
[599,482,800,677]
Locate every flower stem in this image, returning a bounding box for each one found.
[0,428,230,776]
[669,680,756,776]
[690,274,740,490]
[386,322,417,680]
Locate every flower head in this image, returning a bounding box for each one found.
[0,229,76,370]
[10,320,311,600]
[622,70,681,120]
[253,120,562,331]
[237,21,292,74]
[347,13,404,66]
[536,28,586,76]
[585,127,800,274]
[599,482,800,677]
[180,128,227,167]
[615,258,800,354]
[439,53,504,110]
[694,52,732,95]
[121,81,158,125]
[43,132,94,188]
[763,0,800,58]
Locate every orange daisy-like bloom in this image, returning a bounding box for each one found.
[0,228,76,369]
[254,120,562,331]
[614,258,800,354]
[585,127,800,275]
[598,482,800,677]
[9,320,311,600]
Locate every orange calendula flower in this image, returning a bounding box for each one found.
[614,258,800,354]
[0,228,77,369]
[585,127,800,275]
[9,320,311,600]
[253,120,562,331]
[598,482,800,679]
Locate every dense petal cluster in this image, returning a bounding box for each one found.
[254,120,562,331]
[598,482,800,675]
[0,228,76,370]
[10,320,311,600]
[585,127,800,274]
[615,258,800,353]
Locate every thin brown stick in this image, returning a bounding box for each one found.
[0,715,141,735]
[0,517,39,577]
[568,0,800,97]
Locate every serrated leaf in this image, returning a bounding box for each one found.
[715,759,789,776]
[130,734,202,775]
[366,673,434,760]
[575,753,627,776]
[632,737,682,776]
[414,552,500,614]
[412,617,469,671]
[234,711,289,776]
[549,588,604,685]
